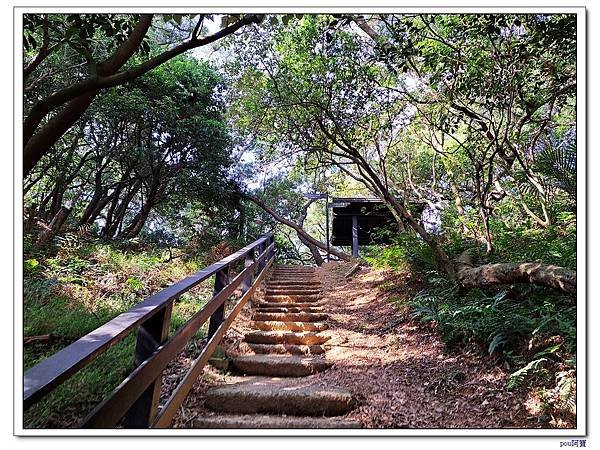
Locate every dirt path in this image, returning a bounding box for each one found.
[173,261,541,429]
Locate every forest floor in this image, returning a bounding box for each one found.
[172,261,569,429]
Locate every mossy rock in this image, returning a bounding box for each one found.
[209,345,230,371]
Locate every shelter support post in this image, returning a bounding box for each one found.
[326,195,330,262]
[352,215,359,257]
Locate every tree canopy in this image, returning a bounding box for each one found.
[23,12,577,286]
[22,12,579,430]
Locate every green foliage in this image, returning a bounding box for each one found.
[506,357,548,390]
[170,293,209,336]
[23,240,214,427]
[555,369,576,415]
[413,283,526,351]
[405,269,576,422]
[25,52,235,246]
[489,218,576,269]
[505,343,561,389]
[24,258,40,273]
[23,12,578,427]
[364,233,436,273]
[535,141,577,200]
[23,14,150,57]
[125,276,143,292]
[406,273,576,421]
[409,276,575,355]
[24,334,137,428]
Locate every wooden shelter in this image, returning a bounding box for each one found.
[330,197,396,257]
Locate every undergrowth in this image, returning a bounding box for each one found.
[407,276,576,424]
[23,238,218,428]
[366,220,577,425]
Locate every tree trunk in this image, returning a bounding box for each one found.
[119,201,153,239]
[103,181,140,238]
[48,183,66,220]
[82,194,113,227]
[237,204,246,241]
[479,206,494,255]
[36,207,70,246]
[455,251,576,295]
[298,233,324,266]
[297,198,324,266]
[23,16,154,175]
[36,190,83,246]
[457,262,576,295]
[448,177,472,237]
[102,188,122,237]
[24,92,99,176]
[242,194,352,262]
[119,176,164,239]
[79,190,105,225]
[380,188,457,277]
[334,146,458,276]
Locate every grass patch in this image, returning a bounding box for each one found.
[23,240,213,428]
[24,335,136,428]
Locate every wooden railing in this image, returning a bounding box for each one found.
[23,233,276,428]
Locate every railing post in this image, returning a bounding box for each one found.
[257,240,266,272]
[241,249,255,294]
[269,234,275,261]
[207,265,230,339]
[122,302,172,428]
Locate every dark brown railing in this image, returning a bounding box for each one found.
[24,233,276,428]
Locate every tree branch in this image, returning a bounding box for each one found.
[242,193,352,261]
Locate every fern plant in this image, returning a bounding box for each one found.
[506,357,548,390]
[555,369,576,415]
[535,140,576,200]
[506,344,561,390]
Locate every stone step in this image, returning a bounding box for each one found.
[265,284,323,292]
[267,279,323,287]
[191,414,361,429]
[272,270,315,276]
[273,268,315,272]
[246,343,326,355]
[272,269,316,274]
[256,302,325,309]
[263,294,322,303]
[266,288,322,295]
[252,312,328,323]
[271,270,315,277]
[231,354,332,377]
[266,287,322,293]
[205,378,354,416]
[257,306,324,314]
[270,279,318,284]
[251,320,328,332]
[244,330,330,345]
[269,274,319,283]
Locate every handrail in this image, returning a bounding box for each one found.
[23,233,275,428]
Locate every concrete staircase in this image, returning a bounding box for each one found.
[192,265,359,429]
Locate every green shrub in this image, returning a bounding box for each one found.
[506,344,561,390]
[489,218,576,269]
[410,277,575,356]
[24,258,40,273]
[125,276,144,292]
[364,233,436,273]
